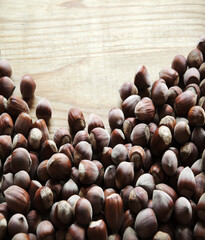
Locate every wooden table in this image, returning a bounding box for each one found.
[1,0,205,136]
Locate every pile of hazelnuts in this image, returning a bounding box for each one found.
[1,36,205,240]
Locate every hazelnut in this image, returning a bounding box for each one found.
[0,76,15,99]
[197,193,205,221]
[3,155,12,174]
[4,185,30,214]
[36,220,55,240]
[100,147,113,169]
[53,127,71,148]
[115,162,134,189]
[197,35,205,56]
[78,160,99,185]
[40,140,58,161]
[171,54,187,77]
[136,173,155,198]
[134,97,155,123]
[59,143,74,163]
[6,95,30,118]
[47,153,71,180]
[104,193,124,232]
[11,147,32,173]
[185,83,200,99]
[130,123,150,147]
[187,48,203,68]
[191,158,203,176]
[123,227,138,240]
[161,150,178,176]
[68,107,86,134]
[120,209,135,235]
[158,104,175,120]
[26,210,42,234]
[45,179,62,202]
[12,133,28,150]
[174,197,192,225]
[108,234,121,240]
[66,223,86,240]
[92,160,104,185]
[20,74,36,99]
[143,147,154,171]
[198,96,205,110]
[134,65,151,91]
[174,121,191,144]
[119,81,138,101]
[37,160,50,184]
[122,94,141,117]
[27,180,42,207]
[183,67,200,86]
[87,219,108,240]
[108,108,124,130]
[14,170,31,190]
[134,208,158,239]
[159,115,176,133]
[129,186,148,214]
[180,142,198,166]
[167,86,182,107]
[156,183,177,202]
[74,141,92,166]
[90,127,110,152]
[28,128,43,150]
[74,197,93,226]
[199,62,205,80]
[153,231,171,240]
[36,98,52,122]
[193,221,205,240]
[174,90,197,117]
[151,80,169,106]
[34,186,53,213]
[122,117,137,141]
[0,59,12,77]
[188,105,205,126]
[73,129,90,147]
[0,202,10,221]
[8,213,28,237]
[0,95,7,114]
[1,172,14,192]
[61,178,79,200]
[0,112,13,135]
[0,213,7,240]
[14,112,32,137]
[29,152,39,179]
[110,128,125,148]
[159,68,179,87]
[111,144,128,165]
[150,163,167,184]
[32,119,49,142]
[120,186,133,211]
[129,146,145,170]
[104,165,117,189]
[177,166,196,198]
[88,113,104,134]
[11,233,30,240]
[150,125,172,157]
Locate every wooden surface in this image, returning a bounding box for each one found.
[1,0,205,136]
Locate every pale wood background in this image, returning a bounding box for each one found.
[1,0,205,137]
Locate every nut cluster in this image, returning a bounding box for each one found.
[1,36,205,240]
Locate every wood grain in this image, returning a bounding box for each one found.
[0,0,205,137]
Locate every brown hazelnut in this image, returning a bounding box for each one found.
[100,147,113,169]
[122,94,141,117]
[196,193,205,221]
[104,165,117,189]
[171,54,187,77]
[0,59,12,77]
[193,221,205,240]
[78,160,99,185]
[108,108,124,130]
[150,126,172,157]
[53,127,71,148]
[185,83,200,99]
[123,227,138,240]
[110,128,125,148]
[32,119,49,142]
[177,166,196,198]
[8,213,28,237]
[14,170,30,190]
[134,97,155,123]
[47,153,71,180]
[134,208,158,239]
[11,233,30,240]
[0,95,7,114]
[0,112,13,135]
[134,65,151,91]
[27,180,42,207]
[36,98,52,122]
[150,163,167,184]
[153,231,171,240]
[0,213,7,240]
[161,150,178,176]
[129,146,145,170]
[0,76,15,99]
[167,86,182,107]
[14,112,32,137]
[12,133,28,150]
[28,128,43,150]
[26,210,42,234]
[59,143,74,163]
[156,183,177,202]
[122,117,137,141]
[159,115,176,133]
[20,75,36,99]
[110,144,128,165]
[187,48,203,69]
[36,160,50,184]
[180,142,198,166]
[188,105,205,126]
[90,127,110,153]
[136,173,155,198]
[87,219,108,240]
[45,179,62,202]
[129,186,148,214]
[183,67,200,86]
[104,193,124,233]
[143,147,154,171]
[151,80,169,106]
[130,123,150,147]
[1,172,14,192]
[73,130,90,147]
[108,233,121,240]
[34,186,53,213]
[3,155,12,174]
[159,68,179,87]
[174,197,192,225]
[115,162,134,189]
[87,114,104,134]
[120,209,135,235]
[120,186,134,211]
[74,197,93,226]
[158,104,175,120]
[174,121,191,144]
[6,95,30,118]
[197,35,205,56]
[119,81,138,101]
[11,147,32,173]
[36,220,55,240]
[4,185,30,214]
[199,62,205,80]
[191,158,203,176]
[74,141,92,166]
[66,223,86,240]
[40,140,58,161]
[68,107,86,134]
[92,160,104,185]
